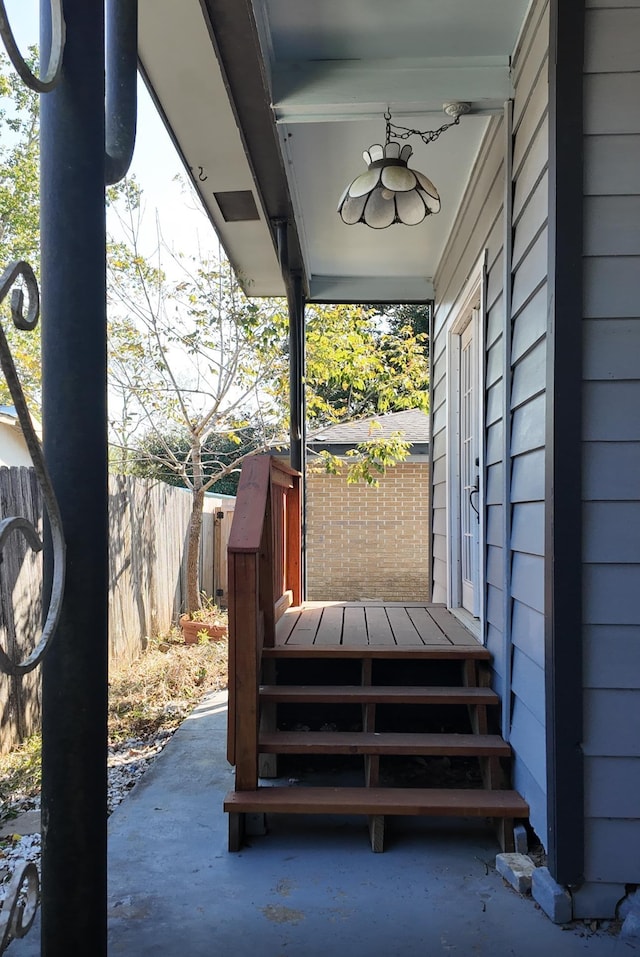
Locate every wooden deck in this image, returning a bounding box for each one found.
[270,601,487,657]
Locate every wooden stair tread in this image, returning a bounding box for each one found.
[260,685,499,705]
[259,731,511,756]
[264,646,491,660]
[225,786,528,818]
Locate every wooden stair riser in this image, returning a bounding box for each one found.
[225,786,528,817]
[259,731,511,758]
[230,644,525,853]
[259,685,500,706]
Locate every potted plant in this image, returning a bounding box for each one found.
[180,594,228,644]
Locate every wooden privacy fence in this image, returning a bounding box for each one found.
[0,467,234,753]
[226,455,302,788]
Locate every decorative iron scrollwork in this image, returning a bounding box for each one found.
[0,0,65,93]
[0,860,39,953]
[0,261,66,676]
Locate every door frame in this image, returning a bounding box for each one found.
[445,251,487,641]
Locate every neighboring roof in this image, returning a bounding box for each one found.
[308,409,430,453]
[0,405,42,439]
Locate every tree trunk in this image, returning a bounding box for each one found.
[186,440,205,614]
[186,484,205,614]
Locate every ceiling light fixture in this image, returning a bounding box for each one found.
[337,102,470,229]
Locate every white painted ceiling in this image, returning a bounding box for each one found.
[139,0,532,301]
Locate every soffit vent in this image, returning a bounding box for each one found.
[213,190,260,222]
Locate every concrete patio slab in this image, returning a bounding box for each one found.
[9,691,635,956]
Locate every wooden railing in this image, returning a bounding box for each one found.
[226,455,302,787]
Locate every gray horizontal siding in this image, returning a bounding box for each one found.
[511,554,544,613]
[584,134,640,195]
[486,464,503,505]
[486,507,503,547]
[584,689,640,756]
[584,257,640,318]
[510,339,545,411]
[511,449,545,501]
[511,285,546,363]
[583,319,640,379]
[585,820,640,884]
[431,107,505,608]
[582,8,640,888]
[486,586,504,633]
[511,647,545,725]
[513,759,547,840]
[585,757,640,817]
[511,502,544,555]
[583,502,640,562]
[510,696,547,792]
[584,564,640,625]
[584,626,640,688]
[583,441,640,500]
[510,393,546,455]
[584,6,640,72]
[583,381,640,440]
[506,0,549,843]
[584,197,640,255]
[512,600,545,669]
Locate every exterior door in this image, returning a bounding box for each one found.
[459,313,479,617]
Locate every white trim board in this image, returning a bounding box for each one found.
[445,250,487,642]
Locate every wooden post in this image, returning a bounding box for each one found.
[233,552,260,791]
[286,475,302,606]
[260,485,276,647]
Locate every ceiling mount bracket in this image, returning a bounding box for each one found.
[443,102,472,119]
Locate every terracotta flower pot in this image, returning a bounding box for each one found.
[180,615,228,644]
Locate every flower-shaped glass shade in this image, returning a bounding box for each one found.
[337,141,441,228]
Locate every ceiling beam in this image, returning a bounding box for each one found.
[309,275,435,304]
[272,56,512,124]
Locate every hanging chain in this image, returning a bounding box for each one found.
[384,110,461,147]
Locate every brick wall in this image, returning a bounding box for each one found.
[305,460,430,602]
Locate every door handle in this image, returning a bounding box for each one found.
[469,479,479,519]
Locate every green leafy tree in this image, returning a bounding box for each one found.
[263,302,429,426]
[107,182,285,615]
[128,427,264,495]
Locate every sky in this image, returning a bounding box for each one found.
[3,0,217,257]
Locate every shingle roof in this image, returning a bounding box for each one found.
[308,409,430,448]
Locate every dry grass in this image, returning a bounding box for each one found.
[0,632,228,820]
[108,632,228,741]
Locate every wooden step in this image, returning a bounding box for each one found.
[263,645,492,660]
[259,731,511,757]
[225,786,528,818]
[259,685,499,706]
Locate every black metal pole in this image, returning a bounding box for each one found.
[291,273,307,597]
[40,1,108,953]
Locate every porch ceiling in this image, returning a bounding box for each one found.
[138,0,530,302]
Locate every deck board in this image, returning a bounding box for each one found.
[314,605,344,646]
[405,606,451,645]
[365,606,395,646]
[342,606,368,646]
[286,606,322,645]
[273,601,482,653]
[386,606,422,646]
